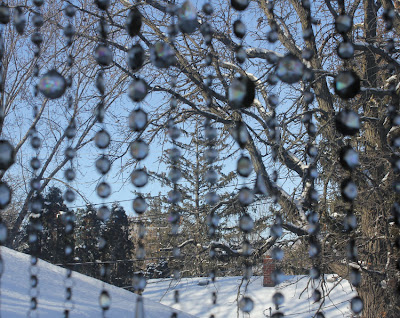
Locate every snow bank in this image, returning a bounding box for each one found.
[144,275,357,318]
[0,247,196,318]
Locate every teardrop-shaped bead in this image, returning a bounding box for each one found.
[99,290,111,310]
[231,0,249,11]
[126,8,142,37]
[150,41,175,69]
[228,76,255,109]
[178,1,198,34]
[0,182,11,209]
[127,44,145,71]
[0,140,15,170]
[14,7,26,34]
[94,44,113,66]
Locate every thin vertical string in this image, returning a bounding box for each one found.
[298,1,324,315]
[93,1,113,316]
[229,0,256,314]
[333,2,364,315]
[167,3,182,316]
[62,3,77,317]
[382,6,400,317]
[200,1,219,316]
[124,2,147,315]
[0,5,17,317]
[28,0,45,316]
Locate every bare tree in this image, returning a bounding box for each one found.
[1,0,400,317]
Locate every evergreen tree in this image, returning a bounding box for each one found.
[101,203,134,287]
[37,186,68,264]
[74,204,101,278]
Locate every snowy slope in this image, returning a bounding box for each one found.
[144,275,357,318]
[0,247,196,318]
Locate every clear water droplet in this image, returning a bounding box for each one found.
[202,2,213,15]
[95,0,110,11]
[233,20,246,39]
[64,4,76,17]
[0,4,10,24]
[344,211,357,231]
[39,70,67,99]
[30,157,41,170]
[236,46,247,64]
[309,267,320,279]
[64,168,75,181]
[0,222,7,243]
[271,247,284,261]
[276,54,305,84]
[313,289,321,302]
[169,167,181,183]
[64,189,75,202]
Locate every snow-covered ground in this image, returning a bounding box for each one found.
[1,246,357,318]
[144,275,357,318]
[0,247,196,318]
